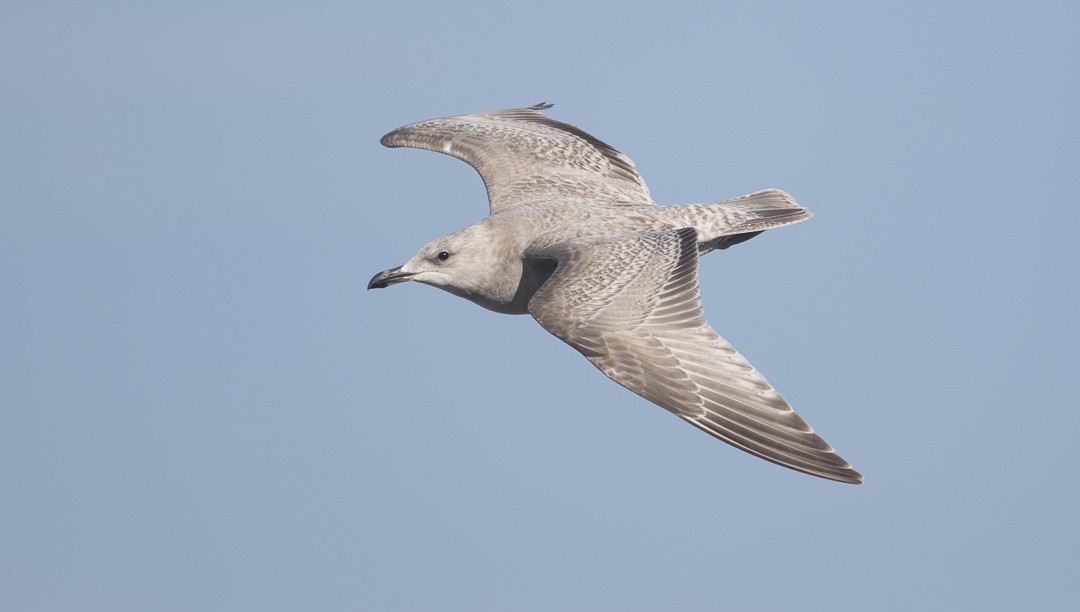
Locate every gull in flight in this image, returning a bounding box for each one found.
[369,103,862,484]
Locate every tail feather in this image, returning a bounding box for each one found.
[680,189,812,252]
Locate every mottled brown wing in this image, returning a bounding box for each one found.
[527,228,862,484]
[381,104,654,213]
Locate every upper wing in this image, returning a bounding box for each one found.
[381,103,654,213]
[527,228,862,484]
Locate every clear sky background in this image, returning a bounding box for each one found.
[3,2,1078,610]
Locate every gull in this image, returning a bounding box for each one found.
[368,103,862,484]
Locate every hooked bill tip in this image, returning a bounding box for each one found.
[368,266,414,290]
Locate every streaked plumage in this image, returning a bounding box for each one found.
[369,104,861,484]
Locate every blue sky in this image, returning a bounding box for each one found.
[3,2,1078,610]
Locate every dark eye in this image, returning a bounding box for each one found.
[437,251,450,261]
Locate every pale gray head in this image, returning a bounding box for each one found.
[367,223,499,303]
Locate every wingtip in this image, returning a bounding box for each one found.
[816,453,864,485]
[379,129,397,148]
[380,103,554,145]
[826,461,864,485]
[802,464,864,485]
[835,470,864,485]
